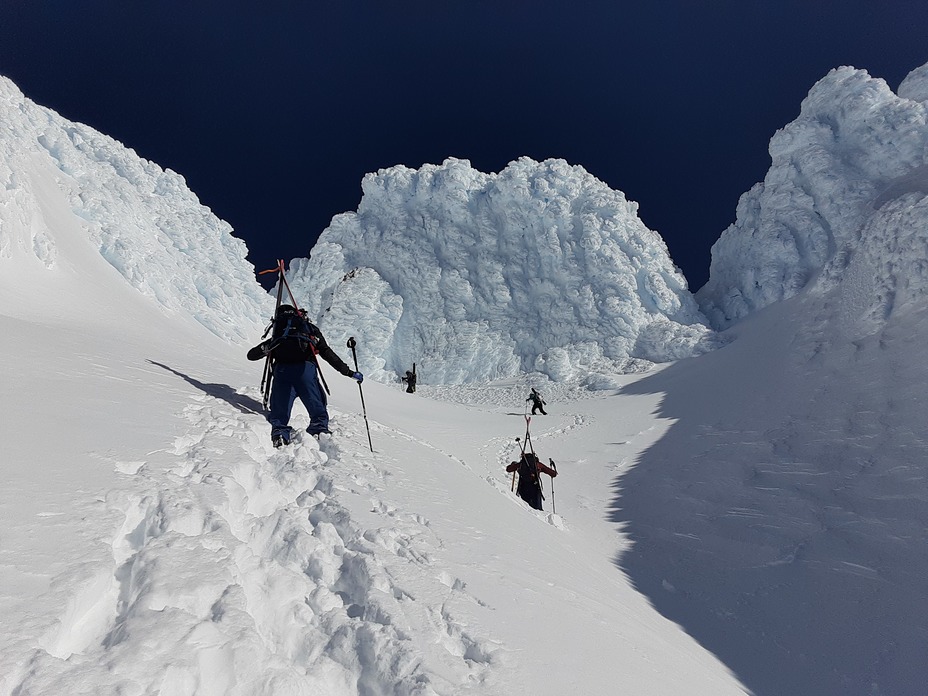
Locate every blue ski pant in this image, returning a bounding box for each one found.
[268,361,329,435]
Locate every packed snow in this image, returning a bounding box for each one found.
[2,56,928,696]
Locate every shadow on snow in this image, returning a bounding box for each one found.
[147,359,265,416]
[610,335,928,696]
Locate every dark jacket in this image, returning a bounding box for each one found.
[247,321,353,377]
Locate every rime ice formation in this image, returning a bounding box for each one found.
[287,157,717,384]
[0,76,271,342]
[697,62,928,330]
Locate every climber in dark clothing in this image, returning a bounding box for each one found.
[527,388,547,415]
[247,305,362,446]
[402,366,417,393]
[506,453,557,510]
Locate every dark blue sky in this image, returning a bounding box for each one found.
[2,2,926,290]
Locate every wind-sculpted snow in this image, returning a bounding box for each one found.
[288,157,717,385]
[697,62,928,329]
[0,75,271,342]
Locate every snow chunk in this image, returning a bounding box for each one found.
[899,62,928,104]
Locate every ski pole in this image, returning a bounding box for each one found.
[549,458,557,514]
[346,337,373,452]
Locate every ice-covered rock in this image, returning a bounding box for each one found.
[287,157,717,384]
[0,75,271,342]
[697,62,928,331]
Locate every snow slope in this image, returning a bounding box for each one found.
[0,313,747,695]
[616,294,928,695]
[638,60,928,693]
[0,76,744,695]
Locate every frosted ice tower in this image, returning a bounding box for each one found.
[288,157,717,384]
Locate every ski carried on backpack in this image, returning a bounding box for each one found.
[513,415,542,495]
[257,260,287,410]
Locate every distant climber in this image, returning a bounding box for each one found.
[247,304,362,446]
[527,388,547,415]
[506,453,558,510]
[401,363,417,393]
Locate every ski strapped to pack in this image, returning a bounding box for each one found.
[513,415,541,494]
[258,260,287,409]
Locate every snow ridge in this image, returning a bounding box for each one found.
[287,157,718,385]
[0,75,270,342]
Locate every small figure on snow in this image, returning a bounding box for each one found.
[506,453,557,510]
[527,388,547,415]
[248,305,362,446]
[401,363,417,393]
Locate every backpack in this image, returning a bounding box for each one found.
[516,453,541,492]
[269,305,316,363]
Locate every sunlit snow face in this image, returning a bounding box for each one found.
[281,158,716,384]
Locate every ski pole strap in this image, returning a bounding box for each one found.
[259,258,285,275]
[258,259,300,307]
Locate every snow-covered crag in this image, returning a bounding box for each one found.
[697,62,928,330]
[0,76,270,342]
[631,62,928,694]
[288,157,717,384]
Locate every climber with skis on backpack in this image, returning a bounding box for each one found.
[506,452,558,510]
[401,364,417,393]
[247,304,362,446]
[527,388,547,415]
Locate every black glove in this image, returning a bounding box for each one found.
[246,341,271,361]
[352,372,364,383]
